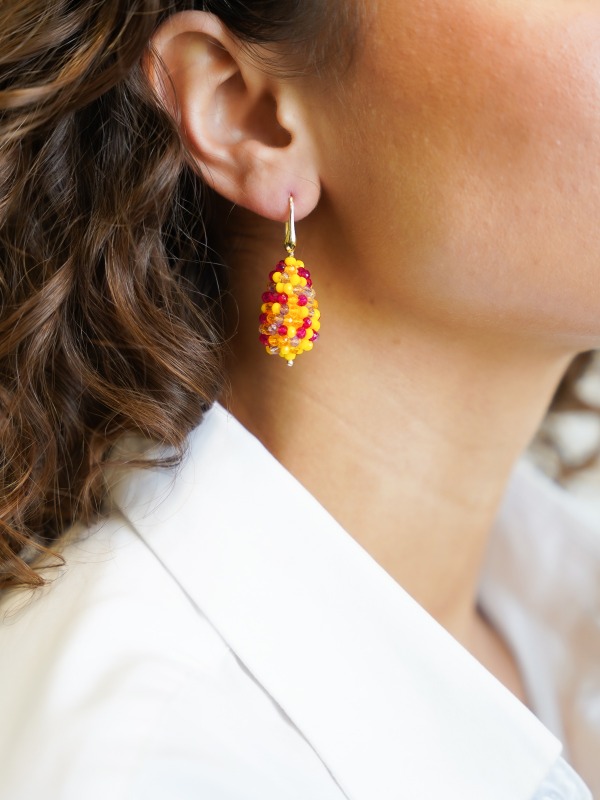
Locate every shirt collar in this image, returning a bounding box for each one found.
[109,402,561,800]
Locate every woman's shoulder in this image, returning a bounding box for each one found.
[0,408,594,800]
[0,514,231,798]
[0,512,209,658]
[0,490,345,799]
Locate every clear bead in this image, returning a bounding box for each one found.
[268,346,279,355]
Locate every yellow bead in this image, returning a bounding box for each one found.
[296,260,304,268]
[290,274,301,286]
[313,300,319,308]
[280,345,291,355]
[268,336,278,346]
[284,256,296,266]
[287,264,297,275]
[265,346,272,355]
[275,282,285,294]
[303,341,313,351]
[288,326,297,338]
[314,309,321,320]
[271,302,281,315]
[272,271,282,282]
[300,307,309,318]
[305,328,313,339]
[284,283,293,294]
[312,320,321,332]
[288,295,298,305]
[287,352,297,360]
[261,303,268,313]
[299,277,307,287]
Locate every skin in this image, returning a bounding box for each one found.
[149,0,600,701]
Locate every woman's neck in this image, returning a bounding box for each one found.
[222,223,573,647]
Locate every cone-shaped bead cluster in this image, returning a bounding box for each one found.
[258,256,320,366]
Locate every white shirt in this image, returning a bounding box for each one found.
[0,402,596,799]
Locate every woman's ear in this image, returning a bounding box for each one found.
[145,11,320,221]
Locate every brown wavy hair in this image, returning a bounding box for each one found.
[0,0,347,590]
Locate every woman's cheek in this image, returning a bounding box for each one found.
[343,1,600,340]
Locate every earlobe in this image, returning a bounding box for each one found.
[145,10,320,222]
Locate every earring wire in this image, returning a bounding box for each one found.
[284,195,296,256]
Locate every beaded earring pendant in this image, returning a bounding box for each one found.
[258,196,320,367]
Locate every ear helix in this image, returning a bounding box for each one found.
[257,196,321,367]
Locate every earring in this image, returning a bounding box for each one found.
[258,195,321,367]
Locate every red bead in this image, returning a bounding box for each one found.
[302,317,312,328]
[296,328,306,339]
[278,325,288,336]
[277,260,286,268]
[259,313,268,323]
[259,333,269,344]
[306,278,313,287]
[309,332,320,342]
[268,270,276,281]
[278,293,288,303]
[297,295,308,306]
[262,292,272,303]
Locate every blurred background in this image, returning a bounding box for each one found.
[529,351,600,519]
